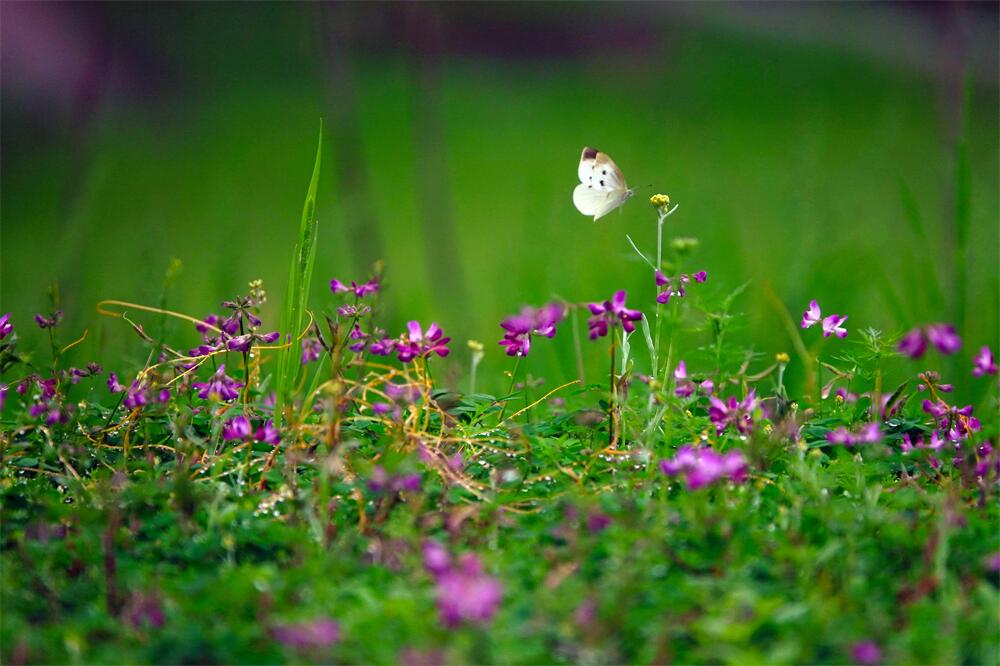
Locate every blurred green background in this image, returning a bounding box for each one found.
[2,2,997,396]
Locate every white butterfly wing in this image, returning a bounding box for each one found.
[573,183,633,221]
[574,146,633,220]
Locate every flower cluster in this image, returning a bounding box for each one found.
[372,381,423,419]
[801,300,847,338]
[826,422,882,446]
[192,364,243,402]
[587,291,642,339]
[708,390,758,435]
[497,303,566,357]
[922,399,980,442]
[655,269,706,304]
[367,466,421,494]
[659,445,748,490]
[330,276,379,298]
[897,323,961,359]
[370,321,451,363]
[422,541,503,628]
[189,291,279,357]
[222,414,280,444]
[673,360,714,398]
[34,311,63,329]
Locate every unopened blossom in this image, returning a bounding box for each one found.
[301,338,323,364]
[660,445,747,490]
[0,313,12,340]
[336,304,371,318]
[0,385,7,411]
[348,323,368,352]
[655,270,707,304]
[708,390,758,435]
[396,321,450,362]
[272,618,341,650]
[587,290,642,339]
[156,388,170,403]
[222,414,252,440]
[221,295,263,331]
[498,303,566,357]
[973,346,997,377]
[898,323,962,359]
[107,373,125,394]
[370,337,396,356]
[192,364,243,401]
[330,277,379,298]
[34,311,62,329]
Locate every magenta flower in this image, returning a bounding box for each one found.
[898,323,962,359]
[826,423,881,446]
[655,270,708,304]
[422,540,452,576]
[123,381,149,409]
[433,553,503,628]
[223,414,252,440]
[370,337,397,356]
[0,313,12,341]
[850,641,882,665]
[973,346,997,377]
[660,445,747,490]
[272,618,341,650]
[708,390,758,435]
[330,277,380,298]
[498,303,566,357]
[672,361,714,398]
[255,419,280,445]
[227,330,280,353]
[821,314,848,339]
[396,321,450,362]
[107,373,125,394]
[587,290,642,339]
[301,338,323,364]
[192,364,243,401]
[34,311,62,329]
[801,300,822,328]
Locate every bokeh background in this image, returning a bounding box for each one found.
[2,2,998,396]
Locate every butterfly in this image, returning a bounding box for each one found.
[572,146,634,221]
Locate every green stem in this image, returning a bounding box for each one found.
[609,333,617,447]
[497,355,522,423]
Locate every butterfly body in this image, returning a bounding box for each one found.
[573,146,634,220]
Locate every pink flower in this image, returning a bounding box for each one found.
[973,346,997,377]
[898,323,962,359]
[821,314,848,338]
[801,300,822,328]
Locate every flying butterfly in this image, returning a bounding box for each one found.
[572,146,634,221]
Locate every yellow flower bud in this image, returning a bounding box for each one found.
[775,352,790,364]
[467,340,484,353]
[649,193,671,208]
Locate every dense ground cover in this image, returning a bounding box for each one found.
[2,152,998,664]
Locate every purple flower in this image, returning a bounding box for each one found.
[821,314,848,339]
[659,445,747,490]
[423,540,452,577]
[985,551,1000,573]
[498,303,566,357]
[0,313,12,340]
[156,389,171,403]
[800,300,822,328]
[370,337,397,356]
[396,321,450,362]
[272,618,341,650]
[330,277,380,298]
[0,385,6,411]
[301,338,323,364]
[348,323,368,353]
[227,331,280,353]
[123,381,149,409]
[255,419,280,445]
[708,390,758,435]
[898,323,962,359]
[655,270,707,304]
[223,414,252,440]
[107,373,125,394]
[850,641,882,666]
[587,290,642,339]
[433,553,503,628]
[826,423,881,447]
[192,364,243,401]
[34,311,62,329]
[973,346,997,377]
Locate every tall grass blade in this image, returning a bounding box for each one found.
[274,121,323,428]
